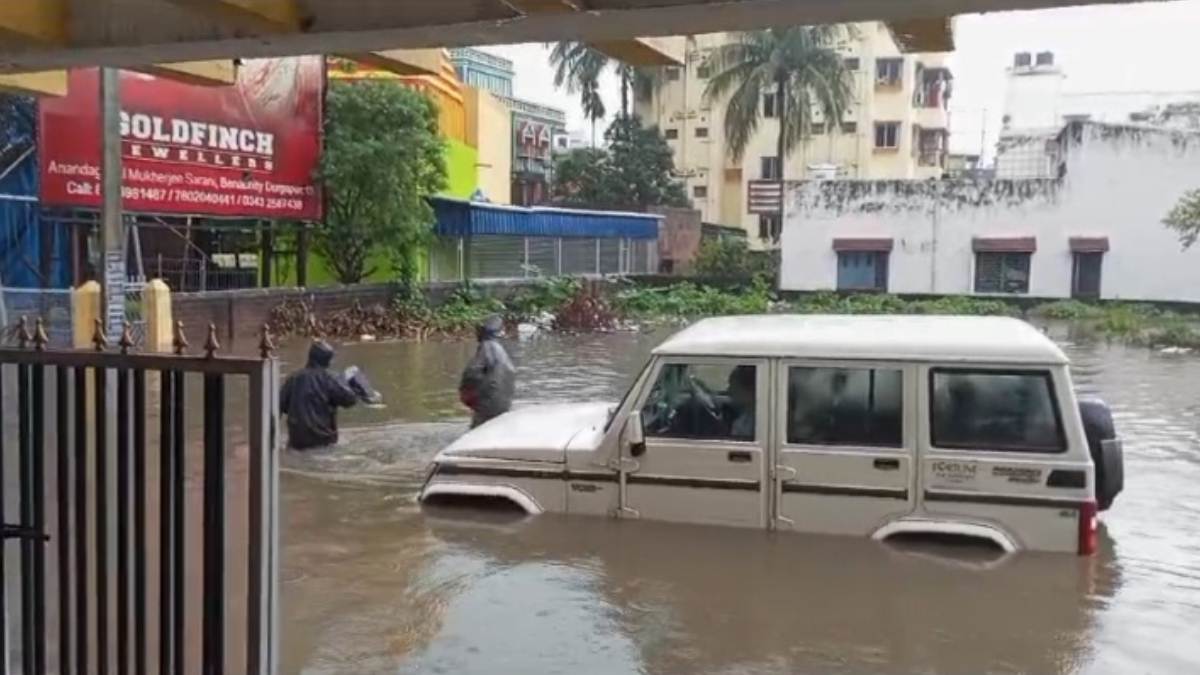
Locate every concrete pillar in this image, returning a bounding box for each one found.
[142,279,174,353]
[71,281,101,349]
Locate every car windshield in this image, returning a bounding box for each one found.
[605,361,651,432]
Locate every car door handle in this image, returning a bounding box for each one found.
[873,458,900,471]
[728,450,753,463]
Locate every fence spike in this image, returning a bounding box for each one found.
[258,324,275,359]
[16,316,31,348]
[203,323,221,358]
[32,317,49,351]
[173,321,190,355]
[118,321,135,354]
[92,318,109,351]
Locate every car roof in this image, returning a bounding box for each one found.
[651,314,1068,365]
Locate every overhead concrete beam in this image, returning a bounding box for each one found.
[0,0,67,45]
[886,17,955,53]
[589,36,684,67]
[166,0,308,34]
[0,70,67,97]
[132,60,238,86]
[336,49,443,77]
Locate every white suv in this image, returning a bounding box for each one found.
[419,315,1125,555]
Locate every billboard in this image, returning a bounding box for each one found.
[38,58,324,219]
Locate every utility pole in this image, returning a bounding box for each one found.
[99,67,125,340]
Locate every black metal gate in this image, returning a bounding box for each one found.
[0,317,281,675]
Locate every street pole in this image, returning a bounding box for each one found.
[99,67,125,341]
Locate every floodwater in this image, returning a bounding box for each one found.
[275,328,1200,675]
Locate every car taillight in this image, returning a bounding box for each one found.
[1078,500,1098,556]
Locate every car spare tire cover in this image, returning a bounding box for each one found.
[1078,397,1123,511]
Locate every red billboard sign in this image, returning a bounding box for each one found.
[38,58,324,219]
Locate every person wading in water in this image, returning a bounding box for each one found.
[458,315,516,428]
[280,340,359,450]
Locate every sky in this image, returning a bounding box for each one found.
[480,1,1200,156]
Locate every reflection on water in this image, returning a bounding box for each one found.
[278,328,1200,675]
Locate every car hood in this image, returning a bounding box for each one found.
[437,401,613,463]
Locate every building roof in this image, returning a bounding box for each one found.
[653,315,1068,364]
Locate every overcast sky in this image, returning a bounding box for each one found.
[482,1,1200,156]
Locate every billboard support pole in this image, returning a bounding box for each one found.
[99,67,125,340]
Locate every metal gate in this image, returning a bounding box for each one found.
[1,317,281,675]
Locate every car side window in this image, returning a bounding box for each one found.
[787,366,903,447]
[929,369,1066,453]
[640,362,759,442]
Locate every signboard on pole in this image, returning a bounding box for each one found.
[104,250,125,340]
[38,58,324,219]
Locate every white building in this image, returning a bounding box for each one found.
[779,122,1200,303]
[634,23,952,243]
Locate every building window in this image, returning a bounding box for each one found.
[757,213,782,241]
[665,67,682,81]
[760,156,781,180]
[930,369,1066,454]
[695,126,709,138]
[844,57,861,71]
[836,251,889,291]
[873,122,901,149]
[875,58,903,86]
[762,92,778,118]
[842,121,858,134]
[696,62,711,78]
[693,185,708,199]
[664,128,679,140]
[1071,252,1104,299]
[786,367,903,447]
[974,252,1031,294]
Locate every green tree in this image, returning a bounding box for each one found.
[1164,189,1200,248]
[705,26,856,165]
[316,81,446,284]
[551,115,688,211]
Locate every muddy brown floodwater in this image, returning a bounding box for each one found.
[275,329,1200,675]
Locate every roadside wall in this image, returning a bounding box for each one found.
[172,278,602,347]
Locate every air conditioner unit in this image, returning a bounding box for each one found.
[842,107,858,121]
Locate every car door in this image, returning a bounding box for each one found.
[771,360,917,535]
[917,365,1093,554]
[625,357,771,529]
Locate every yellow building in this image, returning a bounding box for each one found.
[326,52,512,203]
[635,23,952,243]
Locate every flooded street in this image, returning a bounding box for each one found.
[277,329,1200,675]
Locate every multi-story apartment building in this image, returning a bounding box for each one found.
[449,47,515,97]
[450,47,569,206]
[634,23,952,243]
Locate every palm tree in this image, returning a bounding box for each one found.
[704,26,856,169]
[548,42,663,127]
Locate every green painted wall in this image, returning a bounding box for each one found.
[285,138,480,286]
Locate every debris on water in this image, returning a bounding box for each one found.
[360,334,376,342]
[1159,346,1194,355]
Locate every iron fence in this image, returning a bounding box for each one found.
[146,256,259,294]
[1,317,281,675]
[428,235,659,282]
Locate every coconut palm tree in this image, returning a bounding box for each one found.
[547,42,663,127]
[704,26,856,168]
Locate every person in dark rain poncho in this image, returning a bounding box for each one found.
[459,315,516,428]
[280,340,359,450]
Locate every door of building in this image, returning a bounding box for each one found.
[1071,253,1103,299]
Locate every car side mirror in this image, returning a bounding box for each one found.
[626,411,647,458]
